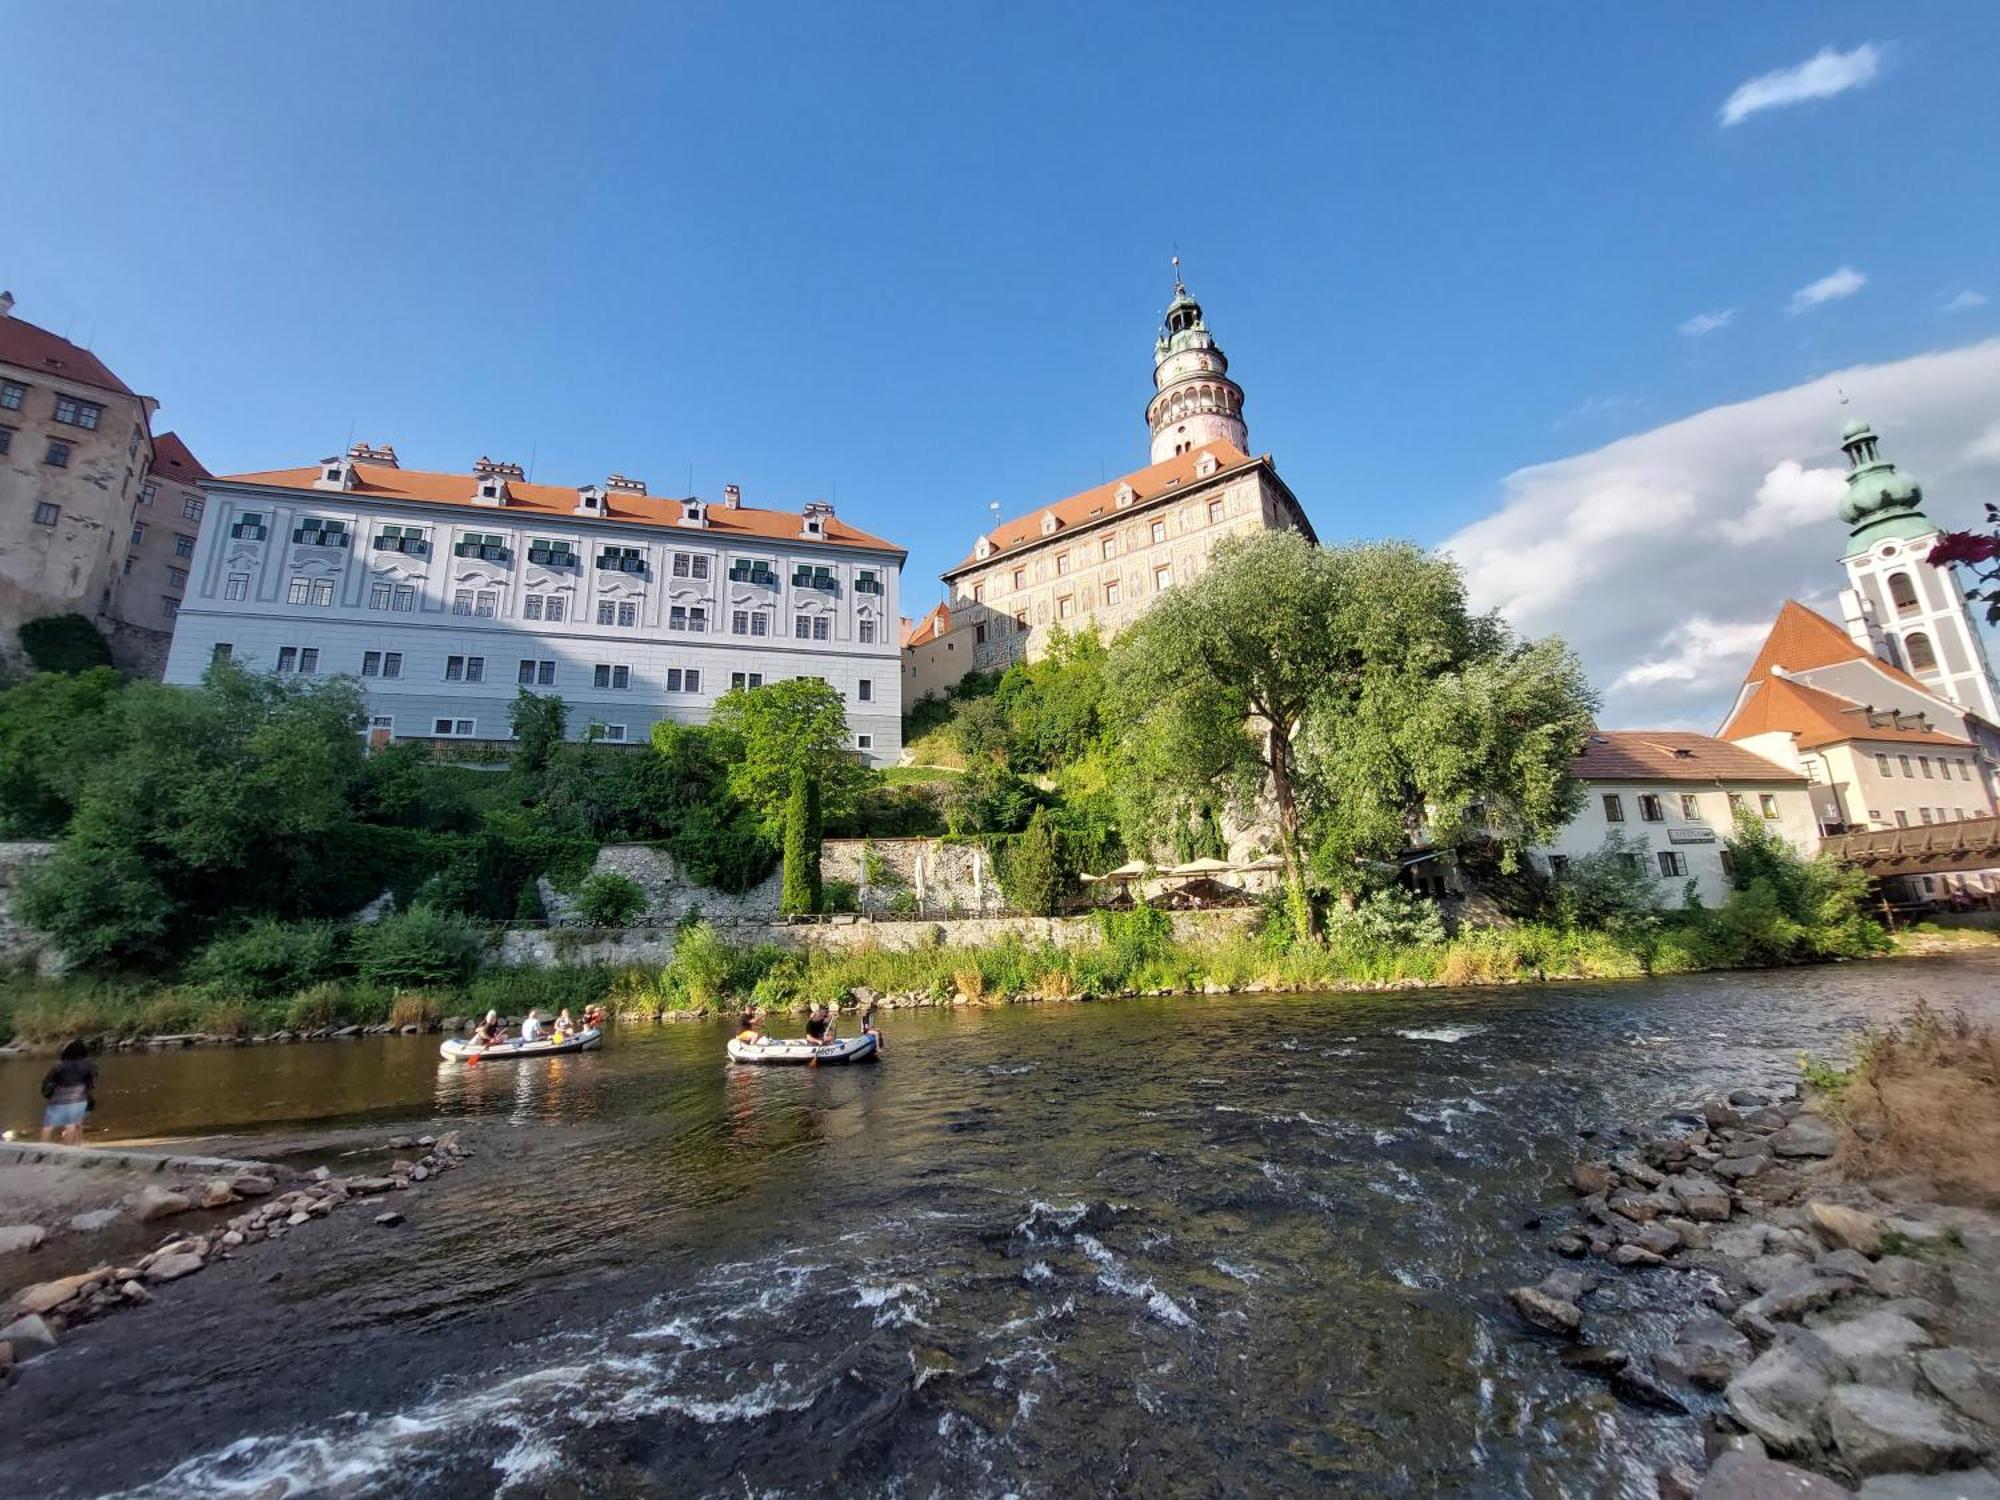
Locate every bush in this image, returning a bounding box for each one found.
[667,921,732,1008]
[19,613,113,674]
[187,918,346,998]
[348,905,489,988]
[779,769,821,915]
[572,871,648,927]
[1007,807,1062,916]
[1325,887,1448,947]
[284,982,348,1031]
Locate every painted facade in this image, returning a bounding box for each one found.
[163,450,907,764]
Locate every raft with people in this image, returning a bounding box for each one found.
[440,1005,606,1063]
[726,1003,883,1066]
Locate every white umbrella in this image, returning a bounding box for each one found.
[1165,857,1238,877]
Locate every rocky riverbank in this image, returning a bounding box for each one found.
[1508,1083,2000,1496]
[0,1131,471,1390]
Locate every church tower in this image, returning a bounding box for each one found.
[1146,265,1248,464]
[1835,416,2000,723]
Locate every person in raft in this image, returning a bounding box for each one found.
[551,1009,576,1043]
[804,1004,835,1046]
[519,1009,545,1045]
[735,1008,767,1045]
[861,1003,884,1055]
[41,1040,96,1143]
[470,1011,507,1048]
[581,1003,606,1032]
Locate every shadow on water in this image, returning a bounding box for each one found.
[3,956,1997,1498]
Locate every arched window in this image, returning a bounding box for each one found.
[1887,572,1919,614]
[1905,632,1938,672]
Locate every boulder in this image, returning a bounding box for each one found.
[1697,1451,1853,1499]
[12,1270,100,1316]
[120,1279,150,1302]
[1818,1311,1933,1388]
[1609,1363,1688,1413]
[1817,1249,1877,1281]
[1915,1348,2000,1431]
[1559,1345,1629,1374]
[0,1225,47,1255]
[1508,1286,1582,1336]
[197,1180,238,1210]
[1613,1244,1666,1268]
[1572,1161,1616,1195]
[1615,1152,1668,1188]
[1810,1202,1888,1257]
[374,1211,405,1227]
[67,1208,121,1233]
[1883,1217,1951,1247]
[1726,1327,1847,1454]
[1729,1090,1773,1109]
[1738,1269,1857,1325]
[1538,1269,1596,1303]
[1713,1224,1778,1261]
[229,1175,274,1198]
[1872,1257,1953,1305]
[1632,1222,1683,1257]
[1856,1475,2000,1499]
[1674,1174,1735,1222]
[1739,1254,1814,1294]
[1707,1100,1746,1129]
[145,1252,204,1283]
[1825,1385,1980,1477]
[1656,1315,1755,1390]
[1551,1234,1588,1259]
[1770,1117,1840,1160]
[133,1185,192,1222]
[1718,1155,1773,1183]
[0,1313,58,1362]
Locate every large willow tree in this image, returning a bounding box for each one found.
[1106,531,1595,935]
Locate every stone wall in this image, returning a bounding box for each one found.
[497,907,1257,970]
[0,840,56,970]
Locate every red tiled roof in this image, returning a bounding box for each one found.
[902,603,951,648]
[149,431,211,485]
[1571,730,1805,784]
[0,314,136,397]
[944,441,1261,575]
[213,462,905,556]
[1722,675,1973,751]
[1740,599,1933,698]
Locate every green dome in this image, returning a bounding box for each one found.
[1839,466,1923,525]
[1841,417,1870,440]
[1836,417,1931,556]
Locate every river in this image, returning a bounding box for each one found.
[3,955,1996,1498]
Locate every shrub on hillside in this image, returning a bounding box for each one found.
[1325,887,1449,947]
[348,904,488,988]
[19,613,113,674]
[187,918,347,997]
[572,871,648,927]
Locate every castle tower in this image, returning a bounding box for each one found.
[1835,416,2000,723]
[1145,264,1248,464]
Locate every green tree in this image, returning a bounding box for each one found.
[1108,532,1594,936]
[709,677,870,833]
[18,613,113,674]
[0,667,124,836]
[1008,805,1063,916]
[779,766,822,914]
[1717,810,1884,959]
[510,690,569,777]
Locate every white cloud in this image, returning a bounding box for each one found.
[1613,617,1777,692]
[1945,290,1988,313]
[1555,394,1647,430]
[1679,309,1734,338]
[1719,43,1883,127]
[1442,338,2000,730]
[1790,266,1866,313]
[1720,459,1847,543]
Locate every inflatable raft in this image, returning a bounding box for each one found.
[440,1027,602,1062]
[726,1033,879,1066]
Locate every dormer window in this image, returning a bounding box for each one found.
[315,457,357,492]
[1114,483,1136,508]
[454,531,511,562]
[474,477,509,506]
[291,516,349,547]
[574,484,606,516]
[597,545,646,575]
[229,511,269,541]
[1194,451,1220,478]
[974,537,993,561]
[372,524,427,556]
[527,538,578,567]
[680,499,709,528]
[802,514,826,540]
[1039,511,1060,537]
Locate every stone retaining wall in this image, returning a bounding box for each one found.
[0,840,56,971]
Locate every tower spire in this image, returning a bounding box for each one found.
[1146,267,1247,464]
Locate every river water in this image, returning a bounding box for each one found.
[3,956,1996,1499]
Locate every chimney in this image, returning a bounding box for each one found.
[605,473,647,497]
[347,441,399,468]
[472,456,525,480]
[723,483,741,509]
[0,291,13,320]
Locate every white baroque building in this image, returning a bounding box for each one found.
[163,446,907,763]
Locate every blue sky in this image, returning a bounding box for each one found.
[7,3,1998,717]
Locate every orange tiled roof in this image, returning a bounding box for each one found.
[902,602,951,648]
[213,462,905,556]
[1571,730,1805,784]
[149,431,210,485]
[944,440,1260,575]
[0,314,137,397]
[1722,674,1973,751]
[1741,599,1933,697]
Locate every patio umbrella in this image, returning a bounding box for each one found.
[1164,857,1238,877]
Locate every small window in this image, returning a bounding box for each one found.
[288,576,313,605]
[857,734,873,750]
[794,616,810,639]
[1547,854,1570,879]
[362,651,383,677]
[1150,519,1166,544]
[1057,595,1074,620]
[1679,793,1700,820]
[1056,553,1070,576]
[475,590,497,619]
[212,643,232,663]
[0,381,24,410]
[972,583,985,604]
[974,623,987,644]
[526,596,546,621]
[299,648,319,675]
[1887,572,1919,614]
[1876,753,1892,776]
[432,718,477,738]
[546,595,566,622]
[1104,578,1121,607]
[453,590,474,616]
[174,532,196,558]
[1920,808,1934,825]
[1896,810,1910,828]
[277,647,298,673]
[1207,499,1224,524]
[53,395,104,430]
[1759,793,1779,818]
[0,426,12,455]
[732,609,749,635]
[182,496,204,522]
[858,679,873,702]
[596,724,628,742]
[393,585,416,612]
[382,652,402,679]
[1153,564,1173,592]
[139,481,158,506]
[162,597,179,619]
[1728,792,1747,815]
[1904,632,1938,673]
[813,617,828,641]
[1898,755,1913,776]
[448,656,468,682]
[166,567,188,591]
[1101,537,1117,561]
[1602,794,1625,823]
[617,601,636,627]
[225,573,248,601]
[1637,794,1663,822]
[1657,851,1686,878]
[1012,568,1024,590]
[312,579,333,606]
[135,522,153,546]
[1918,755,1933,779]
[44,439,72,468]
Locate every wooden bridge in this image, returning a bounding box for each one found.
[1820,814,2000,878]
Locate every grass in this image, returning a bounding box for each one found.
[877,766,963,786]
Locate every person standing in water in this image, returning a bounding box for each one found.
[40,1041,95,1143]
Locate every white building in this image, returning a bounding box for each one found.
[1533,731,1817,908]
[163,446,907,764]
